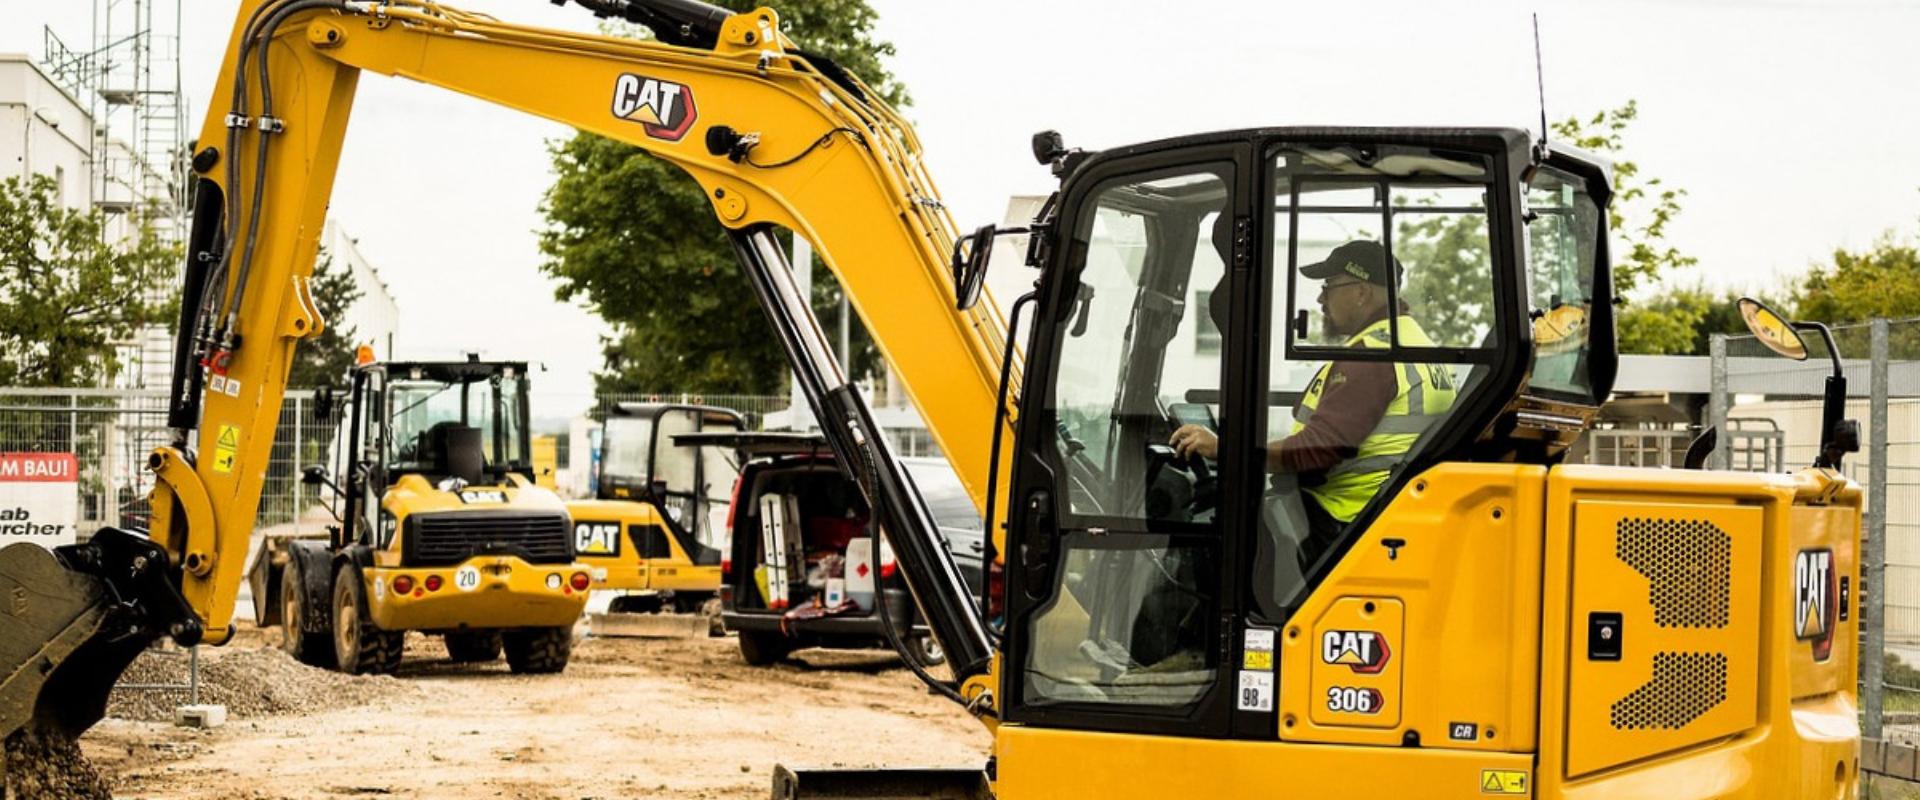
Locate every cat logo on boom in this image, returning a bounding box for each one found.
[1795,549,1836,661]
[1322,630,1390,674]
[610,73,697,142]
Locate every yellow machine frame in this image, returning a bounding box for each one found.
[16,2,1848,797]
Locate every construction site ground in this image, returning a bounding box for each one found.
[77,624,989,799]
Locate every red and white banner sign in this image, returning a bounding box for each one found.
[0,452,79,549]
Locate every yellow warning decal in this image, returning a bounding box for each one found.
[1243,650,1273,670]
[1480,769,1528,795]
[212,424,240,474]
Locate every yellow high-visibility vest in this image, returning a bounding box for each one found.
[1290,315,1457,522]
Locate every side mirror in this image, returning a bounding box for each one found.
[302,465,346,502]
[313,387,334,421]
[1737,297,1807,361]
[950,224,997,311]
[1737,296,1855,470]
[300,465,330,486]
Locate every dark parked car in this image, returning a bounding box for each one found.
[677,432,986,667]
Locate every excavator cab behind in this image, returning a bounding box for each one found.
[568,403,744,611]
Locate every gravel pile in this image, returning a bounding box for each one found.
[106,646,418,722]
[2,729,112,800]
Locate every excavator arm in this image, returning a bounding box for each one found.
[0,0,1007,743]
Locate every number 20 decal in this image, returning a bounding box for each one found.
[1326,686,1383,714]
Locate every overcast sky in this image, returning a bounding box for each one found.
[3,0,1916,414]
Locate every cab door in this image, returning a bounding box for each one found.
[1003,144,1251,737]
[1002,130,1539,745]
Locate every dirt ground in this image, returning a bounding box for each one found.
[76,624,990,799]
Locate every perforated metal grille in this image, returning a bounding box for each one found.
[1616,517,1731,628]
[1609,651,1728,730]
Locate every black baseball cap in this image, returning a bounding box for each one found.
[1301,240,1403,287]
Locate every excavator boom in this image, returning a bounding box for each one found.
[0,0,1002,744]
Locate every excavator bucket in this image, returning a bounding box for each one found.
[770,765,990,800]
[0,530,196,742]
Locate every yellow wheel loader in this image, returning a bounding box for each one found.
[252,357,590,674]
[0,1,1866,797]
[567,402,743,614]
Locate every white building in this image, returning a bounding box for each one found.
[323,219,402,361]
[0,54,92,208]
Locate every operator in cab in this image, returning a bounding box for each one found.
[1170,239,1457,560]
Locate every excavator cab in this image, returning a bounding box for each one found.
[568,403,744,611]
[1001,130,1612,733]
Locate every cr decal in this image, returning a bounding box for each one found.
[1321,629,1390,673]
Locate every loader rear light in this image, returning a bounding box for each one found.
[570,571,591,591]
[392,575,415,595]
[424,574,443,592]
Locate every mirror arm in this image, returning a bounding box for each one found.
[1792,321,1844,379]
[1791,320,1857,470]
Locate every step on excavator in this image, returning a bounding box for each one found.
[0,1,1865,797]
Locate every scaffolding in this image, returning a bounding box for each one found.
[40,0,190,388]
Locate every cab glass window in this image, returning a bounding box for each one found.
[602,415,652,481]
[1525,165,1602,400]
[1024,165,1229,711]
[1255,144,1499,615]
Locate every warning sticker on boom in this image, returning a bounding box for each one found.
[212,425,240,473]
[1480,769,1527,795]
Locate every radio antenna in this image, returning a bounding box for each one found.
[1532,13,1551,161]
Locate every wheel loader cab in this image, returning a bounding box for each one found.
[288,358,586,675]
[380,361,532,487]
[566,403,744,609]
[1003,129,1613,735]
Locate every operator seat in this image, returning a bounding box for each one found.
[426,422,486,486]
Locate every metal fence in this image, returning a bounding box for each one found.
[0,387,334,539]
[1709,317,1920,738]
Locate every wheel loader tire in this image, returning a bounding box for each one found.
[444,630,504,663]
[503,627,571,674]
[280,559,335,667]
[332,564,404,675]
[905,632,947,669]
[737,629,793,666]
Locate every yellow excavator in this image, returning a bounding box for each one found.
[567,402,743,612]
[0,1,1865,797]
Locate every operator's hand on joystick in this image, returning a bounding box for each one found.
[1169,424,1218,461]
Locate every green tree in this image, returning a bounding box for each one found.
[1793,232,1920,357]
[540,0,904,397]
[1795,233,1920,323]
[1550,100,1696,299]
[286,246,365,388]
[0,174,180,386]
[1395,101,1698,354]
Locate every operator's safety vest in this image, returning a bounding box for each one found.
[1291,315,1458,522]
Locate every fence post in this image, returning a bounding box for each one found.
[1864,318,1890,738]
[1710,334,1730,470]
[292,394,304,529]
